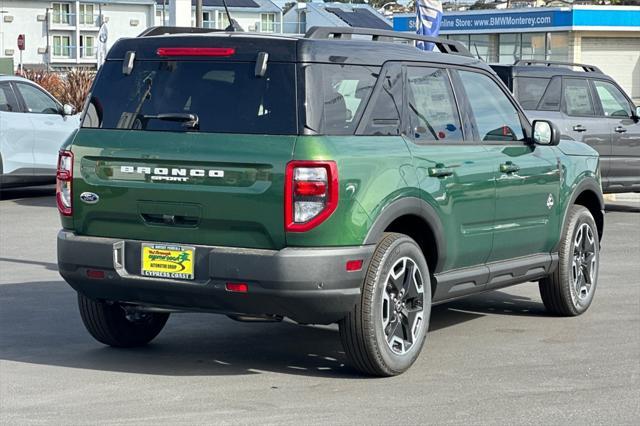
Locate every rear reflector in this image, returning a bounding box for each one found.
[86,269,105,279]
[346,260,363,272]
[156,47,236,57]
[226,282,248,293]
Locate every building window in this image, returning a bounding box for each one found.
[547,32,569,62]
[53,35,72,57]
[80,35,95,58]
[447,34,470,49]
[216,10,229,30]
[52,3,71,25]
[156,9,169,26]
[499,34,521,64]
[469,34,498,62]
[79,4,95,25]
[521,33,546,61]
[202,11,213,28]
[261,13,276,33]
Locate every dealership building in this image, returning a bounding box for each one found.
[394,5,640,102]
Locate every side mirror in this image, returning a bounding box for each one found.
[62,104,76,116]
[634,106,640,120]
[532,120,560,146]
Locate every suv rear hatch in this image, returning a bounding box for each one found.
[69,36,299,249]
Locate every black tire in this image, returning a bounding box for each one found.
[78,294,169,347]
[539,205,599,316]
[339,232,431,376]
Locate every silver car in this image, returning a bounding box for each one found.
[0,75,80,188]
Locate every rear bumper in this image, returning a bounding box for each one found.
[57,230,374,324]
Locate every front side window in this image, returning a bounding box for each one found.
[593,80,632,118]
[406,67,462,143]
[53,35,71,57]
[563,78,595,116]
[305,64,378,135]
[0,83,20,112]
[458,70,524,142]
[83,60,297,134]
[15,83,59,114]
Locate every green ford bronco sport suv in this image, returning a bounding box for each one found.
[57,27,604,376]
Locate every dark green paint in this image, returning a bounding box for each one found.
[64,129,600,273]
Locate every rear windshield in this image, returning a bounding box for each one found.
[82,60,297,134]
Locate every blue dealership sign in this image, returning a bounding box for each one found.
[393,7,640,33]
[440,10,569,31]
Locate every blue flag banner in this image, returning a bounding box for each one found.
[416,0,443,51]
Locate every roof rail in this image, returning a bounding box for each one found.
[138,26,225,37]
[304,26,473,57]
[514,60,602,73]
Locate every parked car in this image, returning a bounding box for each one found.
[0,75,79,188]
[491,60,640,194]
[57,27,604,377]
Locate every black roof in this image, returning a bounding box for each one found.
[107,31,485,70]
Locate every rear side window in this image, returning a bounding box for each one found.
[304,64,378,135]
[0,83,19,112]
[406,67,462,143]
[514,77,550,110]
[83,60,297,134]
[458,71,525,142]
[361,65,403,136]
[562,78,595,116]
[538,77,561,111]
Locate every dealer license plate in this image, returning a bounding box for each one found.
[141,244,195,280]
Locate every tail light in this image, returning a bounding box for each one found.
[285,161,338,232]
[56,150,73,216]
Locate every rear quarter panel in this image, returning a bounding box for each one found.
[287,135,416,247]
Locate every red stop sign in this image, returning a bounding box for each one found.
[17,34,25,51]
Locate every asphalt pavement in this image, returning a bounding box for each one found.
[1,186,639,425]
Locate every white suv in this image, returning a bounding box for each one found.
[0,75,80,188]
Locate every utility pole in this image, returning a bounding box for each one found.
[196,0,202,27]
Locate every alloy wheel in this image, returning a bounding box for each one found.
[381,257,425,355]
[571,222,597,304]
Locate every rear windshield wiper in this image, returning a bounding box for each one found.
[142,113,199,130]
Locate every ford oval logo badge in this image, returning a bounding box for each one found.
[80,192,100,204]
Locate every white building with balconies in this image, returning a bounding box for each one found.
[0,0,156,70]
[154,0,283,34]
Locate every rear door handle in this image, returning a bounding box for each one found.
[573,124,587,132]
[428,166,454,178]
[500,161,520,174]
[614,126,627,133]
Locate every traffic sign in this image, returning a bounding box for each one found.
[17,34,25,51]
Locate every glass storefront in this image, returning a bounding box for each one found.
[447,31,570,64]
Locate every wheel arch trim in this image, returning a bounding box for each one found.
[557,177,604,251]
[363,197,446,273]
